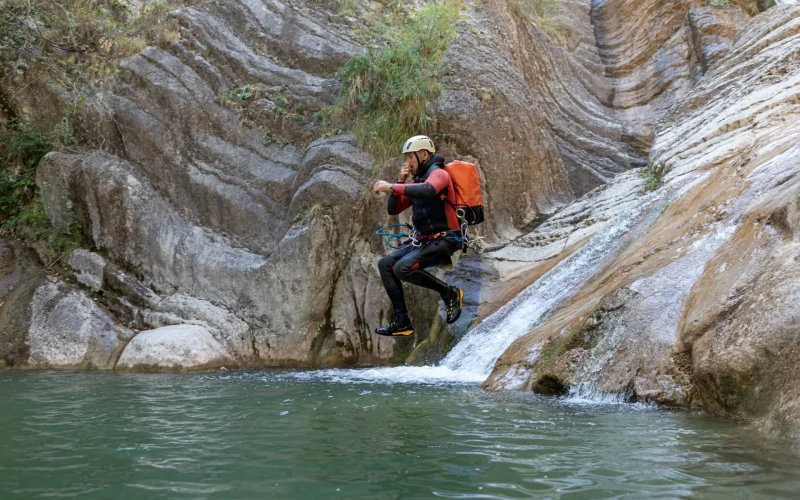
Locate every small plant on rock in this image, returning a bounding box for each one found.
[507,0,574,45]
[330,0,464,161]
[640,169,660,192]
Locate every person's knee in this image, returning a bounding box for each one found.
[393,261,409,279]
[378,255,395,275]
[393,260,420,280]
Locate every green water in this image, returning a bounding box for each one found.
[1,370,799,499]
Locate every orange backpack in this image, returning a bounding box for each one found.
[443,160,485,225]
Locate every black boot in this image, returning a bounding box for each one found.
[443,286,464,324]
[375,313,414,337]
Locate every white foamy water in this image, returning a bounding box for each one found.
[274,366,486,385]
[564,383,633,406]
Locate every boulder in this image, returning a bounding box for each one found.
[116,325,235,371]
[27,278,134,369]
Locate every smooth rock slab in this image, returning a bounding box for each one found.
[116,325,234,371]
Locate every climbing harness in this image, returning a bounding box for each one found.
[376,210,471,251]
[376,211,478,272]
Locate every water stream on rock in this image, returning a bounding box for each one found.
[439,189,660,379]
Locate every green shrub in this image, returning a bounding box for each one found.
[331,0,463,161]
[4,194,82,257]
[507,0,572,44]
[0,119,82,258]
[640,169,659,192]
[0,120,53,221]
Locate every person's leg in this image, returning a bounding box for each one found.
[392,239,457,298]
[394,239,464,324]
[376,246,418,337]
[377,246,414,315]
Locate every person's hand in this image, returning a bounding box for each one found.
[373,180,393,194]
[399,161,411,182]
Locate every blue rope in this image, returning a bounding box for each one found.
[376,224,414,249]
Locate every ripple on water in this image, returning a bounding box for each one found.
[0,371,799,499]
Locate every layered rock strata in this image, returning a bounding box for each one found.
[485,5,800,441]
[434,0,759,344]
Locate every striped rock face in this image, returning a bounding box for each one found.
[485,5,800,442]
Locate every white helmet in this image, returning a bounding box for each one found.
[402,135,435,154]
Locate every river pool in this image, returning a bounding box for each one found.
[1,369,799,499]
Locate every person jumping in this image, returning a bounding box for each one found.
[372,135,465,337]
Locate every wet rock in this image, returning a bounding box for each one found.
[484,169,648,281]
[449,0,751,325]
[690,238,800,437]
[9,0,786,377]
[116,325,234,371]
[678,148,800,439]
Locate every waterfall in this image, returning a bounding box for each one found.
[439,190,662,380]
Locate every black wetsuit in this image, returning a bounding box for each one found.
[378,154,461,315]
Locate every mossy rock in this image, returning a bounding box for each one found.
[406,315,456,365]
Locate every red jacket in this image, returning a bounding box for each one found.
[388,154,460,236]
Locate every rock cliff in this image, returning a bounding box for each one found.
[4,0,693,369]
[485,3,800,442]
